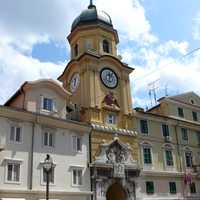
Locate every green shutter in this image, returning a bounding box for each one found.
[169,182,176,194]
[146,181,154,194]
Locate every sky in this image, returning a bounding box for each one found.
[0,0,200,109]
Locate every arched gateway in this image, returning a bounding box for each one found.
[90,137,140,200]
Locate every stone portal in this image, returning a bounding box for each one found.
[90,137,140,200]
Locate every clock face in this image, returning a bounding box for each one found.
[100,68,118,88]
[70,73,80,93]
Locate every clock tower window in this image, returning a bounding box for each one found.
[103,39,110,53]
[74,44,79,57]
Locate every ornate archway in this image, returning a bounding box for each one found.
[106,182,126,200]
[91,137,139,200]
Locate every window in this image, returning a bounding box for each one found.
[43,132,54,147]
[7,163,20,182]
[143,147,152,164]
[43,98,53,112]
[43,167,54,183]
[74,44,78,57]
[185,152,193,168]
[140,120,148,135]
[197,132,200,145]
[72,169,82,186]
[165,150,174,166]
[103,39,110,53]
[162,124,169,137]
[72,136,82,152]
[85,39,92,50]
[146,181,154,194]
[181,128,188,141]
[106,114,116,124]
[178,107,184,118]
[192,111,198,121]
[190,182,196,194]
[169,182,176,194]
[10,126,22,143]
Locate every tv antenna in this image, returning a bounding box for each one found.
[148,79,159,107]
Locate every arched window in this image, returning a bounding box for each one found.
[74,44,78,57]
[103,39,110,53]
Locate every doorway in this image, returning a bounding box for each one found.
[106,182,126,200]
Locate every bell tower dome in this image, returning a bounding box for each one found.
[68,1,119,59]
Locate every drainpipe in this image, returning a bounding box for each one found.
[29,118,36,190]
[175,122,183,172]
[174,121,185,199]
[89,126,93,200]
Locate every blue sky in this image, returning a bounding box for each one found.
[0,0,200,108]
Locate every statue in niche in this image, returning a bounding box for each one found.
[107,148,116,163]
[106,141,129,164]
[102,92,120,110]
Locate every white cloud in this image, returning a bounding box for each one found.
[0,0,86,52]
[129,40,200,108]
[0,0,199,110]
[0,42,65,104]
[157,40,189,55]
[96,0,157,44]
[0,0,85,103]
[0,0,159,104]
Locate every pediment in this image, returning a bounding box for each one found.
[94,137,136,166]
[168,92,200,106]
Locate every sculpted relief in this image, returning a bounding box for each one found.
[106,139,134,165]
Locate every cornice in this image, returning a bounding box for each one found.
[58,52,134,81]
[0,189,93,196]
[0,106,91,134]
[162,98,200,111]
[134,110,200,129]
[141,170,199,178]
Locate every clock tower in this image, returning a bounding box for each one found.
[58,2,140,199]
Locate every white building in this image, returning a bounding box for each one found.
[0,79,92,200]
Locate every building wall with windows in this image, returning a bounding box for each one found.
[133,92,200,200]
[0,80,92,200]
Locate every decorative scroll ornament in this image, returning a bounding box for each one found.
[102,92,120,110]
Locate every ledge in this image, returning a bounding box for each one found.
[91,123,137,136]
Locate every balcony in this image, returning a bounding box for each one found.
[164,136,172,143]
[66,104,81,122]
[66,110,81,121]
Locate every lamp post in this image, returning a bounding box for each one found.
[43,154,53,200]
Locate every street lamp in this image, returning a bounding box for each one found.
[43,154,53,200]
